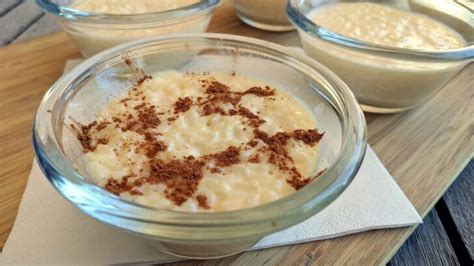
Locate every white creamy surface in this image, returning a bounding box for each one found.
[67,0,211,57]
[74,0,199,14]
[301,2,468,111]
[310,3,465,50]
[82,71,320,212]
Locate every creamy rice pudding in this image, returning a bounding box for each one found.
[74,0,199,14]
[62,0,213,57]
[299,2,467,112]
[309,3,465,50]
[73,71,324,212]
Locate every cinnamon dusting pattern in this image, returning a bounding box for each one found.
[75,71,324,211]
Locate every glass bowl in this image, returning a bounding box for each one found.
[231,0,294,31]
[36,0,221,58]
[287,0,474,113]
[33,33,366,259]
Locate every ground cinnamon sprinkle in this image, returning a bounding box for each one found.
[95,121,111,131]
[105,178,129,196]
[248,154,261,163]
[201,104,226,116]
[96,137,109,146]
[211,146,241,167]
[247,140,259,148]
[237,107,265,128]
[105,174,137,196]
[120,97,131,104]
[287,176,312,190]
[292,129,324,146]
[204,80,231,94]
[260,148,289,172]
[71,121,110,152]
[80,73,326,208]
[196,195,210,209]
[174,97,193,114]
[208,90,241,107]
[146,157,206,206]
[287,168,326,190]
[250,128,325,189]
[137,132,167,158]
[136,74,152,86]
[201,80,241,107]
[210,167,222,173]
[129,189,144,196]
[285,167,307,190]
[243,86,275,97]
[112,116,122,124]
[72,121,96,152]
[122,103,160,134]
[178,78,276,126]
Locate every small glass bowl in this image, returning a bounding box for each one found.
[231,0,294,31]
[36,0,221,58]
[33,34,366,258]
[288,0,474,113]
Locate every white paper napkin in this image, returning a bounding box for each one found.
[0,60,421,264]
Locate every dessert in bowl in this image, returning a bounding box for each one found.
[33,34,366,258]
[288,0,473,113]
[36,0,221,57]
[231,0,294,31]
[78,71,326,212]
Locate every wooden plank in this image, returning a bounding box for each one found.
[0,33,82,249]
[0,0,44,46]
[389,209,459,265]
[442,160,474,259]
[0,0,22,17]
[13,15,60,43]
[0,2,473,264]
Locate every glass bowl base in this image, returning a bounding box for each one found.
[360,104,414,114]
[236,14,295,32]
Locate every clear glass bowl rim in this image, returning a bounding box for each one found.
[36,0,221,24]
[287,0,474,61]
[33,33,366,229]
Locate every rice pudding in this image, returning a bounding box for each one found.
[61,0,213,57]
[298,2,468,112]
[310,3,465,50]
[73,71,324,212]
[232,0,294,31]
[74,0,199,14]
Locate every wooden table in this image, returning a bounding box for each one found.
[0,1,473,264]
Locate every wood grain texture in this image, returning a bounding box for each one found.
[0,0,43,45]
[0,1,473,264]
[389,209,459,265]
[0,33,82,250]
[443,161,474,259]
